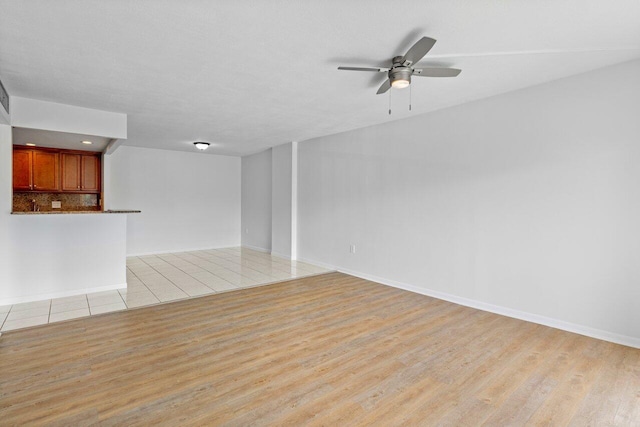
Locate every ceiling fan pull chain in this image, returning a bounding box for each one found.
[389,90,392,115]
[409,84,412,111]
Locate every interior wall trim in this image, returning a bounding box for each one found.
[127,244,240,257]
[240,244,291,260]
[297,257,640,349]
[240,244,271,254]
[270,251,292,260]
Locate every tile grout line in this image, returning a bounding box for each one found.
[86,293,92,316]
[127,262,164,304]
[190,249,317,277]
[160,260,221,295]
[174,252,258,287]
[190,250,309,282]
[147,259,211,295]
[154,253,245,294]
[1,304,13,330]
[116,286,127,308]
[182,251,238,273]
[148,253,229,290]
[138,257,191,299]
[159,254,232,293]
[181,250,323,284]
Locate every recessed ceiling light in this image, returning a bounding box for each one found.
[26,143,36,146]
[81,140,93,145]
[193,141,210,150]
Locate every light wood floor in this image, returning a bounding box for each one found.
[0,272,638,426]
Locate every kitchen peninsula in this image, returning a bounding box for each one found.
[4,212,134,305]
[0,98,132,306]
[3,144,139,305]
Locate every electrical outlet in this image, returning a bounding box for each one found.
[52,201,61,209]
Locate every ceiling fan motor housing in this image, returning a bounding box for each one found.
[389,55,412,87]
[389,67,412,87]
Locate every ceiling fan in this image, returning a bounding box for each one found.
[338,36,461,95]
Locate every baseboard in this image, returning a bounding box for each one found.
[297,258,639,349]
[0,282,127,306]
[241,245,292,260]
[128,244,240,257]
[296,257,338,271]
[270,251,291,260]
[241,244,271,254]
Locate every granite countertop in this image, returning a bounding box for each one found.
[11,210,141,215]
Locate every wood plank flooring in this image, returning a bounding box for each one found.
[0,272,638,426]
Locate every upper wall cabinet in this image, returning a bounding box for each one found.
[12,148,61,192]
[62,153,100,192]
[13,146,101,194]
[33,151,61,191]
[12,149,33,191]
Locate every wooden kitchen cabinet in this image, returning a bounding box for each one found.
[32,151,60,191]
[81,155,100,192]
[12,149,32,190]
[61,153,100,192]
[12,148,60,191]
[13,146,100,193]
[61,153,80,191]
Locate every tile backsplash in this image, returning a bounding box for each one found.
[13,193,100,212]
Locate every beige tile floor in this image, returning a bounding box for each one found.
[0,247,330,332]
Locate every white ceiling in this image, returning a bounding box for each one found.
[1,1,639,156]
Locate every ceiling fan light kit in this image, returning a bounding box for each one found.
[390,59,412,89]
[338,36,461,113]
[391,78,410,89]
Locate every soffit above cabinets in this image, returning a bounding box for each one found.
[12,127,109,153]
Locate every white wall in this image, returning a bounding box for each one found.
[297,59,640,346]
[0,124,127,305]
[106,146,241,255]
[241,149,272,252]
[271,143,293,258]
[0,96,8,125]
[241,143,297,257]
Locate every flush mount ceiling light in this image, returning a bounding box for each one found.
[26,142,36,146]
[81,140,93,145]
[193,141,210,151]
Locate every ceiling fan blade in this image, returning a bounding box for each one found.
[376,79,391,95]
[402,37,437,65]
[338,66,388,72]
[413,67,461,77]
